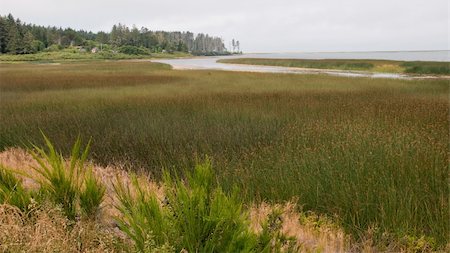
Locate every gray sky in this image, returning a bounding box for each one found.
[1,0,448,52]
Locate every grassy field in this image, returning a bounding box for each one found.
[0,61,448,249]
[218,58,450,75]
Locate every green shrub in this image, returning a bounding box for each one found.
[44,44,63,52]
[29,134,104,219]
[163,160,257,252]
[79,167,105,218]
[0,165,32,211]
[118,45,151,55]
[114,160,290,252]
[114,173,175,252]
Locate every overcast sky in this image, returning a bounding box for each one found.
[1,0,448,52]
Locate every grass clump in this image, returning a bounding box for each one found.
[0,165,33,211]
[29,134,105,219]
[79,167,106,218]
[114,159,295,252]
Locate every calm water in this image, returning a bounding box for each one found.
[243,50,450,62]
[153,50,449,79]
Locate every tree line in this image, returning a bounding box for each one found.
[0,14,235,55]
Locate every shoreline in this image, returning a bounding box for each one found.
[153,57,450,80]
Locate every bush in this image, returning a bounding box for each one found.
[114,160,294,252]
[31,40,45,52]
[118,45,151,55]
[44,44,63,52]
[30,134,104,219]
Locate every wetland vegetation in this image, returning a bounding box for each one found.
[218,58,450,75]
[1,60,448,251]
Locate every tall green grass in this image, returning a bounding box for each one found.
[79,167,105,217]
[0,135,105,219]
[0,165,33,211]
[0,61,448,248]
[114,159,295,252]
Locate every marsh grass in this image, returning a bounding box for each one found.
[401,61,450,74]
[218,58,450,75]
[0,61,448,249]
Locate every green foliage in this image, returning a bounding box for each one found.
[401,61,450,74]
[32,40,45,52]
[29,134,103,219]
[0,165,32,211]
[162,160,257,252]
[22,31,35,54]
[44,44,63,52]
[113,174,174,251]
[118,45,151,55]
[0,50,190,61]
[114,160,289,252]
[0,13,228,56]
[79,167,105,218]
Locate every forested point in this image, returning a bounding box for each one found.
[0,13,241,56]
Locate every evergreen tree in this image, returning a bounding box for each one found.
[0,13,234,55]
[0,16,7,53]
[6,22,22,54]
[23,31,35,53]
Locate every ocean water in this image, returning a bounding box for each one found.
[242,50,450,62]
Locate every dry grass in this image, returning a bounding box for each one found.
[0,203,129,252]
[250,202,349,252]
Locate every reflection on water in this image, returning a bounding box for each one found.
[153,51,449,79]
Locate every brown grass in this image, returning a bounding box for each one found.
[0,203,129,252]
[250,202,350,252]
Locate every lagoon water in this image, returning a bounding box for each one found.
[153,50,449,79]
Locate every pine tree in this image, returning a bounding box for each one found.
[0,17,7,53]
[23,31,35,53]
[6,23,22,54]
